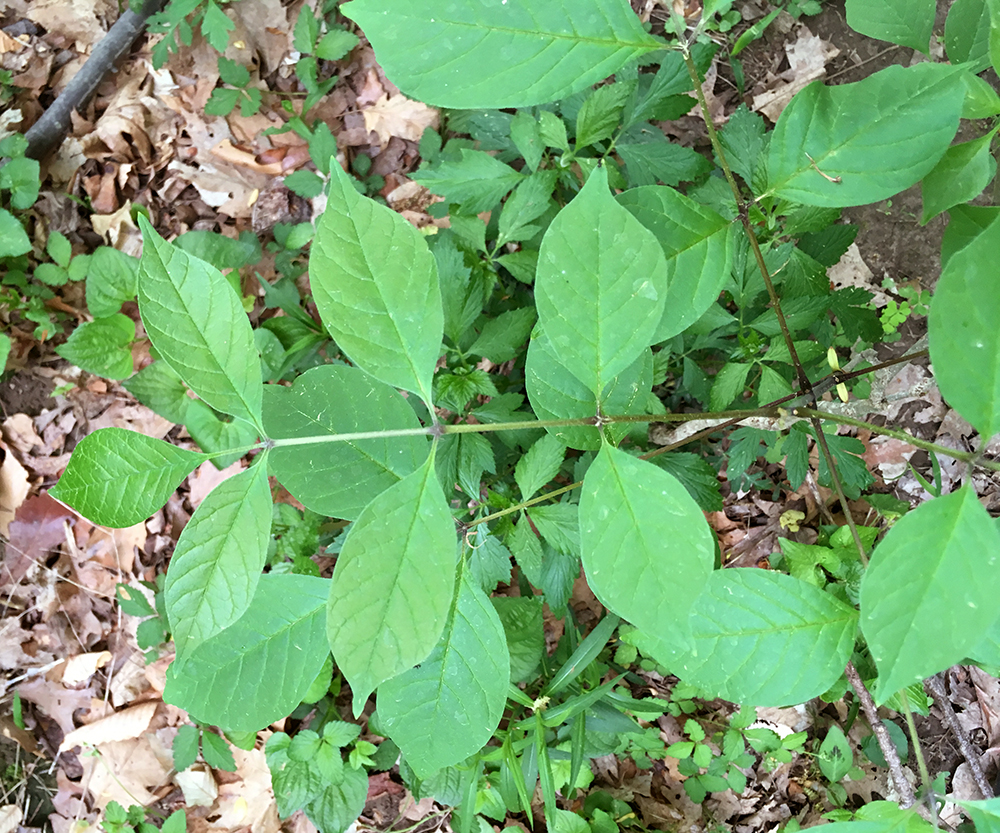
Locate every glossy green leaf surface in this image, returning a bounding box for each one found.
[656,569,858,706]
[164,574,329,731]
[580,445,714,650]
[535,166,666,396]
[768,64,964,207]
[617,186,733,341]
[946,0,992,70]
[327,454,455,713]
[378,568,509,776]
[137,216,263,426]
[525,333,651,450]
[929,213,1000,438]
[310,165,442,407]
[342,0,660,109]
[921,130,998,223]
[264,365,429,521]
[860,487,1000,702]
[845,0,934,53]
[165,461,272,656]
[51,428,207,528]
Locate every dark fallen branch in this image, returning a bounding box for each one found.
[926,672,995,800]
[24,0,166,160]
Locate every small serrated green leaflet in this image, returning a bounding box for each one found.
[576,83,632,148]
[845,0,934,54]
[342,0,660,109]
[55,315,135,380]
[51,428,207,528]
[535,166,666,397]
[327,453,455,714]
[468,307,537,363]
[653,569,858,706]
[172,724,200,771]
[200,731,236,771]
[165,574,329,731]
[310,164,442,408]
[767,64,965,207]
[515,435,566,500]
[165,461,272,656]
[413,150,524,214]
[306,767,367,833]
[580,446,713,650]
[493,596,544,682]
[617,186,732,342]
[929,219,1000,437]
[379,567,509,776]
[860,487,1000,702]
[137,216,263,428]
[264,365,429,521]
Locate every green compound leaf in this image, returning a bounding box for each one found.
[342,0,660,109]
[327,453,456,714]
[515,435,566,501]
[525,332,652,451]
[654,569,858,706]
[306,767,367,833]
[616,186,733,342]
[137,216,263,427]
[929,219,1000,437]
[860,487,1000,703]
[263,365,429,521]
[921,130,999,223]
[535,166,666,397]
[378,567,509,777]
[51,428,207,528]
[845,0,934,54]
[165,461,272,657]
[581,446,713,650]
[55,315,135,380]
[310,164,442,408]
[412,149,525,214]
[767,63,965,207]
[165,574,329,732]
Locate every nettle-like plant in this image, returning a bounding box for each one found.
[51,0,1000,830]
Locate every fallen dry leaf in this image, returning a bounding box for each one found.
[60,700,158,752]
[753,26,840,121]
[0,443,30,537]
[362,93,439,147]
[61,650,113,686]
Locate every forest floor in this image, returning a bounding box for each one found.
[2,1,999,832]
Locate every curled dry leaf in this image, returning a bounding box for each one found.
[59,700,158,752]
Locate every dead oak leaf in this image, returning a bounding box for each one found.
[362,93,438,148]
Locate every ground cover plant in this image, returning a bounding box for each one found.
[13,0,1000,830]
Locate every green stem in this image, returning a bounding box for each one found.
[793,407,1000,471]
[900,689,934,818]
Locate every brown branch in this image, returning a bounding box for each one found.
[926,672,994,800]
[845,661,917,807]
[25,0,167,159]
